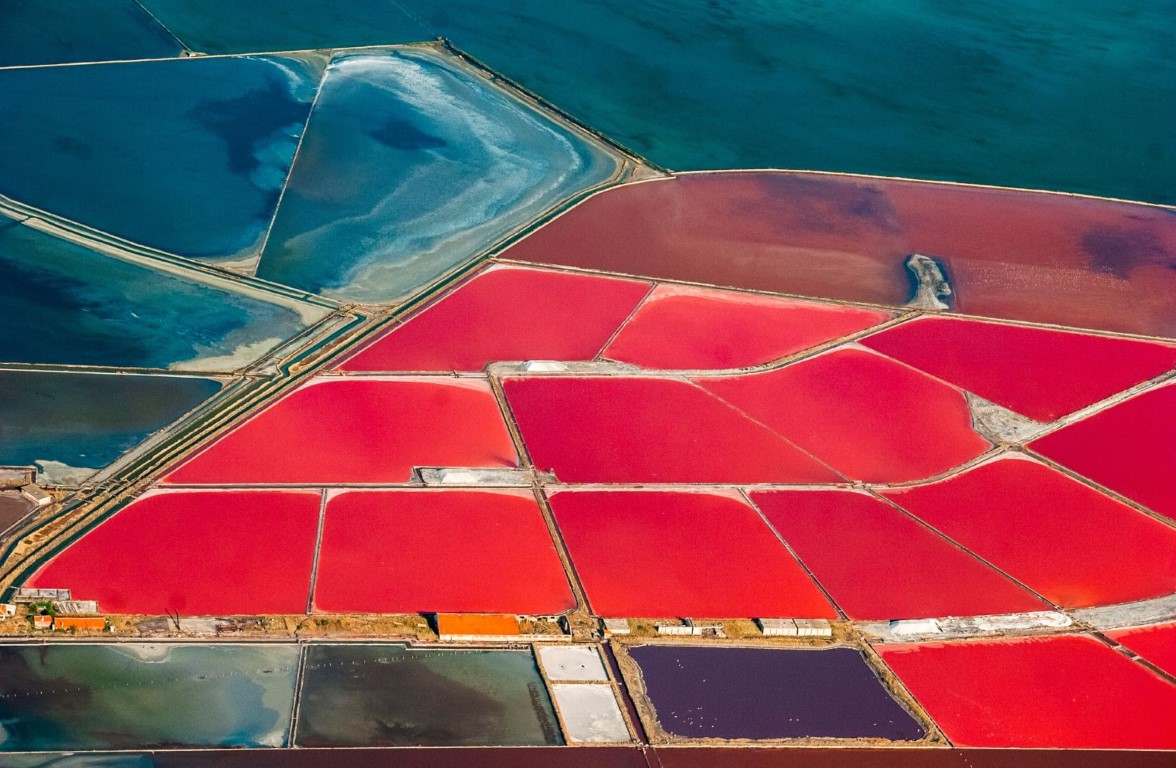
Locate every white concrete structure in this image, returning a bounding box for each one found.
[890,619,942,637]
[757,618,799,636]
[794,619,833,637]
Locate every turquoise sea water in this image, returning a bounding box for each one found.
[0,0,181,67]
[140,0,419,55]
[0,217,322,370]
[256,47,620,303]
[0,54,323,265]
[120,0,1174,205]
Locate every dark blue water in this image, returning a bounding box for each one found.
[0,371,221,484]
[256,47,619,303]
[629,644,925,741]
[126,0,1175,205]
[0,0,182,67]
[0,54,322,265]
[0,218,321,370]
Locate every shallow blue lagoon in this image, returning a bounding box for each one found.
[0,0,182,67]
[0,217,325,370]
[133,1,1176,205]
[0,644,298,750]
[0,54,323,266]
[0,371,221,484]
[255,47,620,303]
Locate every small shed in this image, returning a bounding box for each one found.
[655,619,725,637]
[21,485,53,507]
[601,618,630,636]
[32,615,53,630]
[0,466,35,490]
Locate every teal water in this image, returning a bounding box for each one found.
[0,54,323,265]
[256,47,620,303]
[0,0,181,67]
[0,644,298,750]
[140,0,420,55]
[296,644,562,746]
[0,217,323,370]
[0,371,221,484]
[6,756,152,767]
[131,0,1175,205]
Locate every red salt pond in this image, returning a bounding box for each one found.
[548,490,836,619]
[503,173,913,305]
[28,491,319,615]
[654,748,1176,768]
[337,266,650,372]
[885,180,1176,338]
[700,348,989,483]
[164,378,517,485]
[751,489,1046,620]
[882,457,1176,608]
[1030,383,1176,522]
[877,635,1176,748]
[862,316,1176,421]
[502,376,839,483]
[603,284,891,370]
[313,490,573,615]
[501,171,1176,338]
[1107,623,1176,679]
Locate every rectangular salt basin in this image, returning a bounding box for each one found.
[295,644,563,746]
[878,635,1176,748]
[552,684,631,743]
[539,645,609,681]
[0,370,221,484]
[0,643,298,750]
[628,645,924,741]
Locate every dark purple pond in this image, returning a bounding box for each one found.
[628,645,924,741]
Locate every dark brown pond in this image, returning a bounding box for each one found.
[295,644,562,747]
[628,645,924,741]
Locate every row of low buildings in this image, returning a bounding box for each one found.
[2,590,108,632]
